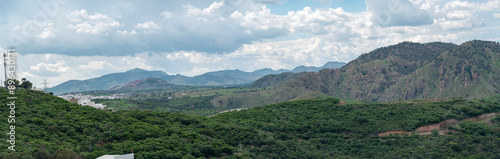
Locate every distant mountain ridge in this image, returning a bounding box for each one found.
[49,61,346,94]
[213,40,500,107]
[48,68,173,94]
[108,78,177,92]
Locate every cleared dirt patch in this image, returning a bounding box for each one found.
[378,112,499,136]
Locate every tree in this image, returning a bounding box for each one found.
[431,129,439,137]
[33,150,52,159]
[54,148,76,159]
[494,115,500,123]
[19,78,33,89]
[4,79,20,87]
[182,154,196,159]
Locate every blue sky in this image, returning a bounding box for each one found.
[1,0,500,88]
[267,0,367,15]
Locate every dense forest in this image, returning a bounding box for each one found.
[1,89,499,158]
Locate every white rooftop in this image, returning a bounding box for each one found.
[97,153,134,159]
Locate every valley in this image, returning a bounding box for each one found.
[52,40,500,117]
[3,1,500,158]
[2,40,500,158]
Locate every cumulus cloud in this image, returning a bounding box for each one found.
[425,0,494,30]
[134,21,162,33]
[366,0,433,26]
[2,0,500,88]
[66,9,122,35]
[37,22,56,39]
[79,61,115,70]
[30,61,72,77]
[116,29,137,35]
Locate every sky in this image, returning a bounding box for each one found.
[0,0,499,88]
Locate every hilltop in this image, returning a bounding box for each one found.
[108,78,177,91]
[214,40,500,107]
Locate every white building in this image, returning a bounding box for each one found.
[97,153,134,159]
[78,99,92,106]
[94,103,107,109]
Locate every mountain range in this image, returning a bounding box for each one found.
[48,61,346,94]
[213,40,500,107]
[108,78,177,92]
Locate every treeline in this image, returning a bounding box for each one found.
[1,89,499,158]
[94,96,221,116]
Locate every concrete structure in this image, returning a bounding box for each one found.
[97,153,134,159]
[94,103,107,109]
[69,98,78,104]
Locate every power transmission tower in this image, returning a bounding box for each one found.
[42,79,49,93]
[3,51,6,88]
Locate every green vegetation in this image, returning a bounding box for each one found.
[1,89,499,158]
[248,72,306,88]
[214,40,500,107]
[94,86,262,116]
[95,96,222,116]
[0,89,234,159]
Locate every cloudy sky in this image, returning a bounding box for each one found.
[1,0,499,88]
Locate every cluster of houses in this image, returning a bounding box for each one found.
[58,93,128,110]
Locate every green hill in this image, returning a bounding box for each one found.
[248,72,306,88]
[214,40,499,107]
[1,89,499,158]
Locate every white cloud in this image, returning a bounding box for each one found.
[134,21,162,33]
[117,29,137,35]
[479,0,500,11]
[161,11,174,19]
[424,0,487,30]
[366,0,433,26]
[79,61,115,70]
[30,61,72,77]
[66,9,122,35]
[4,0,500,88]
[19,71,37,78]
[494,13,500,18]
[37,22,56,39]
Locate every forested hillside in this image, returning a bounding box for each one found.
[214,40,500,107]
[1,89,499,158]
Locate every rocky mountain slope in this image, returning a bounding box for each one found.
[213,40,500,107]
